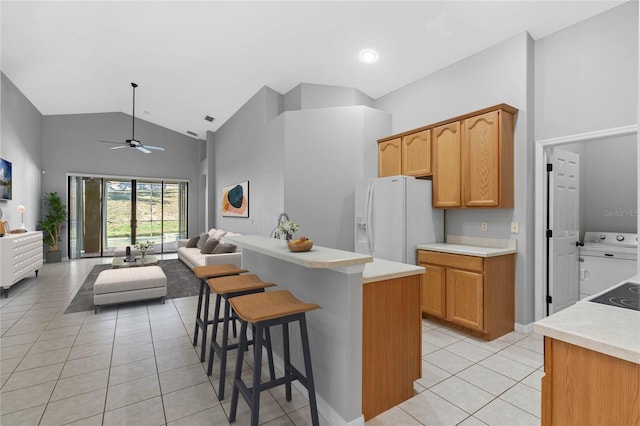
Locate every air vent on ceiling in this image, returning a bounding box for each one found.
[204,115,215,122]
[186,130,198,137]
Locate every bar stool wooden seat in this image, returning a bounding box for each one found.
[192,264,248,361]
[229,290,321,426]
[206,273,277,400]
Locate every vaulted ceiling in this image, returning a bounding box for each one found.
[1,1,626,140]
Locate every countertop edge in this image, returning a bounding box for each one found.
[363,267,425,284]
[533,322,640,365]
[417,244,517,257]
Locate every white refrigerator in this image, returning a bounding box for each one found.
[355,175,444,265]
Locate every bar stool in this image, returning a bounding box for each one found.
[192,264,248,361]
[206,273,277,400]
[229,290,321,426]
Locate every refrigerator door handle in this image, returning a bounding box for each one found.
[366,183,374,254]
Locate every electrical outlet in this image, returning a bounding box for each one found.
[481,221,488,232]
[511,221,519,233]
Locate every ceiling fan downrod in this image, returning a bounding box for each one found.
[131,82,138,144]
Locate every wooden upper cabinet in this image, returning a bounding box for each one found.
[432,122,461,207]
[462,110,514,208]
[402,129,431,177]
[378,138,401,177]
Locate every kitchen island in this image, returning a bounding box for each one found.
[223,235,424,424]
[534,274,640,425]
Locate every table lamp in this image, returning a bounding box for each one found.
[17,205,27,232]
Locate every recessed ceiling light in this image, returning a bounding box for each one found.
[186,130,198,137]
[204,115,215,122]
[359,49,378,64]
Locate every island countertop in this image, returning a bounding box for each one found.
[362,258,425,284]
[534,274,640,364]
[223,235,372,269]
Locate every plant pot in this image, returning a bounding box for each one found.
[46,250,62,263]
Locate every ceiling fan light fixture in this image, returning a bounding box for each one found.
[359,49,378,64]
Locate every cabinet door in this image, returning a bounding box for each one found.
[446,268,484,331]
[420,263,446,318]
[462,110,500,207]
[432,122,461,207]
[402,130,431,177]
[378,138,402,177]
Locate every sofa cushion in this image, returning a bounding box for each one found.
[200,238,220,254]
[212,242,237,254]
[207,228,217,238]
[186,236,200,248]
[196,232,208,249]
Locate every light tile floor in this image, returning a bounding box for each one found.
[1,256,542,425]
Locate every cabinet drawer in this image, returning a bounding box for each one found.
[418,251,484,272]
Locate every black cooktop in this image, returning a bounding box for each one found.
[589,282,640,311]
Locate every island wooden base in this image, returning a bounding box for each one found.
[362,274,421,421]
[542,337,640,425]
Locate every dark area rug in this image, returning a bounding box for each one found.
[65,259,200,314]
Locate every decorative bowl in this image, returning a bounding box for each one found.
[288,240,313,252]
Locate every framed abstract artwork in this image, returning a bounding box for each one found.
[221,181,249,217]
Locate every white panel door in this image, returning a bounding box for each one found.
[549,148,580,314]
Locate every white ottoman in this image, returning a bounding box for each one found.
[94,266,167,313]
[113,246,156,257]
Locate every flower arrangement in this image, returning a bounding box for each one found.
[278,221,300,240]
[135,240,153,252]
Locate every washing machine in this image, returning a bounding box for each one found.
[579,231,638,300]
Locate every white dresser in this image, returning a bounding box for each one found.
[0,231,44,297]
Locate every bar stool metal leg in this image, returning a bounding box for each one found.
[192,278,206,347]
[299,315,319,425]
[229,320,248,423]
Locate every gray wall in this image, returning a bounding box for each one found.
[0,73,43,231]
[283,106,390,250]
[213,86,286,237]
[42,112,202,255]
[582,135,637,232]
[212,84,389,247]
[535,1,638,139]
[374,32,535,324]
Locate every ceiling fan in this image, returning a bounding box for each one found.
[99,82,166,154]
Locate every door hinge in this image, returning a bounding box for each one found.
[546,229,552,238]
[546,163,553,172]
[546,295,553,304]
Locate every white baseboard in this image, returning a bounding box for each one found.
[515,322,534,334]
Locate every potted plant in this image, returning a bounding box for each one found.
[39,192,66,263]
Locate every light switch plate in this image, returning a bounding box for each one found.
[511,221,519,233]
[481,222,488,232]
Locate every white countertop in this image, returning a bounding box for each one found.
[534,274,640,365]
[362,258,425,284]
[417,235,517,257]
[223,235,372,269]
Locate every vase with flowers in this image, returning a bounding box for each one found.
[135,240,153,259]
[277,221,300,242]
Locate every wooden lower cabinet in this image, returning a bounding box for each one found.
[363,274,421,421]
[446,268,483,332]
[418,250,514,340]
[542,337,640,425]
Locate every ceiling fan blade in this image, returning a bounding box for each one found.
[98,140,122,145]
[110,145,127,150]
[143,145,166,151]
[136,146,151,154]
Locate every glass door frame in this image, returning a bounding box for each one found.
[67,173,189,259]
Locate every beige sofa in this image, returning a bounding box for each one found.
[177,229,242,270]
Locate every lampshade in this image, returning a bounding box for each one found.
[17,205,25,213]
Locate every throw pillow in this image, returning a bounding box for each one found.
[200,238,220,254]
[196,232,208,249]
[212,243,237,254]
[186,236,200,248]
[207,228,217,238]
[212,229,227,240]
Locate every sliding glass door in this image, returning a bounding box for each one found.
[68,175,188,259]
